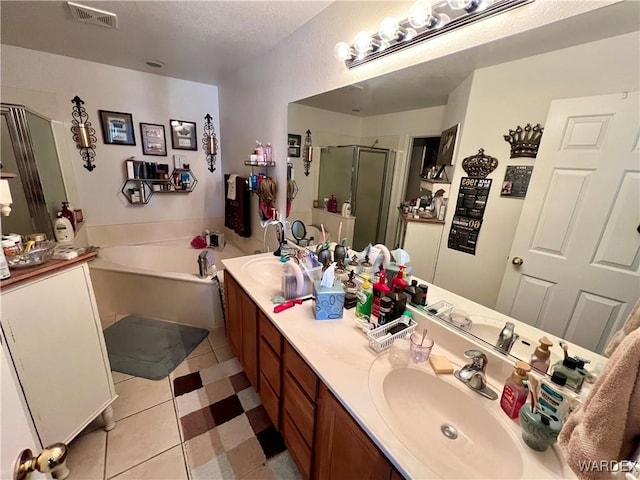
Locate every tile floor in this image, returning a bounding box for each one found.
[66,327,301,480]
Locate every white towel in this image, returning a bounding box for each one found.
[227,174,238,200]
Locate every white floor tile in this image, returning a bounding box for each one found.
[110,445,187,480]
[113,376,172,421]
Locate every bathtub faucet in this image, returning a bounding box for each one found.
[197,251,212,278]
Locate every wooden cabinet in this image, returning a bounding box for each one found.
[224,271,259,389]
[282,342,319,479]
[1,263,116,445]
[259,311,282,428]
[315,383,393,480]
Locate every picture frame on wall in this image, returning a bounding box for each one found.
[99,110,136,145]
[288,133,301,158]
[139,123,167,156]
[170,119,197,151]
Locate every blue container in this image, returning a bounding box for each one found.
[313,281,345,320]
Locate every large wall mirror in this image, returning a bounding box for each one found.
[1,104,67,240]
[287,2,640,372]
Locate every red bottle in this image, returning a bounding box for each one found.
[371,269,391,322]
[61,201,76,232]
[500,361,531,418]
[328,195,338,213]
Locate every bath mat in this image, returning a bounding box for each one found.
[104,315,209,380]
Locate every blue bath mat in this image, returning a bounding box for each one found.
[104,315,209,380]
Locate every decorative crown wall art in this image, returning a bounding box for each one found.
[503,123,544,158]
[461,148,499,178]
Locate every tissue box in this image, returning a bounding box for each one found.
[386,263,413,285]
[313,281,345,320]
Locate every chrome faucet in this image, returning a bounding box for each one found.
[495,321,519,354]
[454,350,498,400]
[197,251,211,278]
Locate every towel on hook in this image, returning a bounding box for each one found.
[605,299,640,357]
[227,174,238,200]
[559,328,640,480]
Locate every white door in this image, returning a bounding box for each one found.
[1,336,46,480]
[496,92,640,353]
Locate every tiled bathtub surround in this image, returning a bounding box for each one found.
[65,328,301,480]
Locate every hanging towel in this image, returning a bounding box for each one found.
[605,299,640,357]
[558,328,640,480]
[227,174,238,200]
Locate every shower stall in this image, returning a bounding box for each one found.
[317,145,394,250]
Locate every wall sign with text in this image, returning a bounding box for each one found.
[501,165,534,198]
[448,177,492,255]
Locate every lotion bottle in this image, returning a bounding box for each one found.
[530,337,554,373]
[500,361,531,418]
[54,212,74,243]
[537,371,577,424]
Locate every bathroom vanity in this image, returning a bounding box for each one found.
[0,254,117,447]
[223,253,582,479]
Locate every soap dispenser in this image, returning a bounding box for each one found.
[500,361,531,418]
[356,274,373,320]
[530,337,554,373]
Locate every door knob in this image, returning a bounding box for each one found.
[512,257,524,266]
[14,443,69,480]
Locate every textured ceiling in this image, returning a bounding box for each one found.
[296,1,640,116]
[0,1,333,85]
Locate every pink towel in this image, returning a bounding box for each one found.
[605,300,640,357]
[559,328,640,479]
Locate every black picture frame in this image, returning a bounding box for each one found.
[139,123,167,156]
[436,123,459,166]
[99,110,136,145]
[288,133,301,158]
[170,119,197,151]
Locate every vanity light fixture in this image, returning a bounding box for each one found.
[302,129,313,177]
[202,113,218,172]
[335,0,533,68]
[70,96,97,171]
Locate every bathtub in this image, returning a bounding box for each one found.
[89,239,249,331]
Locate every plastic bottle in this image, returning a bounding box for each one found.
[0,249,11,280]
[388,267,408,321]
[371,270,391,322]
[500,361,531,418]
[355,274,373,320]
[404,279,420,305]
[530,337,554,373]
[264,142,273,165]
[255,142,265,165]
[551,357,585,393]
[378,296,393,326]
[54,213,74,243]
[418,283,429,306]
[537,371,578,424]
[61,201,76,231]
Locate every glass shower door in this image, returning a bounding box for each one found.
[317,146,354,208]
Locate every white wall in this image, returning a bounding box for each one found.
[1,45,222,245]
[433,32,640,308]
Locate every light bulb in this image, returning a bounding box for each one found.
[447,0,476,10]
[404,28,417,41]
[354,31,373,54]
[334,42,353,61]
[379,17,400,42]
[408,0,433,28]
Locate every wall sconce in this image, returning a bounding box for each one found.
[202,113,218,172]
[302,129,312,176]
[70,96,97,171]
[334,0,533,68]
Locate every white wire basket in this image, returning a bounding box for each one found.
[424,300,454,319]
[367,317,417,353]
[354,316,374,333]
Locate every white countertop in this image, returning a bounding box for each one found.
[222,253,589,479]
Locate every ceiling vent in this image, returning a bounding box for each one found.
[67,2,118,29]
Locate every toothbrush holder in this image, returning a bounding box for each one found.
[518,404,561,452]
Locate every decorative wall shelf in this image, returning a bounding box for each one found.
[121,161,197,205]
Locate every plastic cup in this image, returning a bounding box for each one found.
[410,333,434,364]
[389,337,411,368]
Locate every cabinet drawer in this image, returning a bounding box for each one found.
[259,337,281,394]
[259,311,282,355]
[284,342,318,401]
[259,373,280,429]
[283,371,315,447]
[282,410,312,480]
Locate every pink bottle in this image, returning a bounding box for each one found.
[500,361,531,418]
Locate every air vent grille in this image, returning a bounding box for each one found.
[67,2,118,28]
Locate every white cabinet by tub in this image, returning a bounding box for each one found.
[398,215,444,283]
[1,262,116,446]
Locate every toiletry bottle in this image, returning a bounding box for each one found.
[0,249,11,280]
[377,297,393,326]
[537,371,577,424]
[418,283,429,306]
[404,279,420,305]
[61,201,76,231]
[341,201,351,217]
[255,142,265,165]
[551,357,585,393]
[500,361,532,418]
[54,212,75,243]
[355,274,373,320]
[389,267,408,320]
[371,270,391,322]
[530,337,554,373]
[264,142,273,164]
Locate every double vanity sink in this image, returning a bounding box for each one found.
[224,253,576,479]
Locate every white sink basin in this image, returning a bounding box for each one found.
[240,256,284,291]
